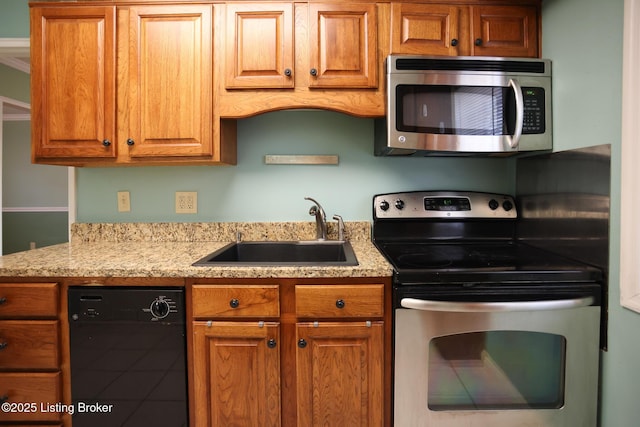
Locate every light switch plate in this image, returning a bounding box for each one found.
[117,191,131,212]
[176,192,197,214]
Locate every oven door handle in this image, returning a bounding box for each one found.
[400,296,595,312]
[507,78,524,150]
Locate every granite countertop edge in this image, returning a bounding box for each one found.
[0,222,394,279]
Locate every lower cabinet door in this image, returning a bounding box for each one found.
[192,321,281,427]
[0,372,61,422]
[296,321,384,427]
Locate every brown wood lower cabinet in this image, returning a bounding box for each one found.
[0,283,61,425]
[190,279,389,427]
[296,322,384,427]
[192,321,281,427]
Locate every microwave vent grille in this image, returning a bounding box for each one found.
[394,58,547,74]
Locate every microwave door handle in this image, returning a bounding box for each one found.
[400,296,595,312]
[508,78,524,149]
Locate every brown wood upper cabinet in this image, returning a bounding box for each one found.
[224,2,377,90]
[30,6,117,162]
[31,4,236,166]
[391,3,539,57]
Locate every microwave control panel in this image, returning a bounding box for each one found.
[522,87,546,134]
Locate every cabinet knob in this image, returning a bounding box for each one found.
[229,298,240,309]
[335,299,345,309]
[475,38,483,46]
[284,68,292,77]
[267,338,277,349]
[298,338,307,348]
[0,395,7,404]
[0,297,6,305]
[310,68,318,77]
[0,342,7,350]
[102,139,111,147]
[126,138,135,146]
[451,38,459,47]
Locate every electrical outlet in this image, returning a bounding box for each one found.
[117,191,131,212]
[176,192,197,214]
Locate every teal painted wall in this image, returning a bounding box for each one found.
[77,111,514,222]
[0,64,29,103]
[2,211,68,253]
[0,0,29,38]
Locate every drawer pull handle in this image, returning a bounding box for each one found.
[298,338,307,348]
[229,299,240,309]
[335,299,345,309]
[0,395,8,404]
[0,297,6,305]
[267,338,277,349]
[0,342,7,350]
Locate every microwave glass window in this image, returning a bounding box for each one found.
[427,331,566,411]
[397,85,517,136]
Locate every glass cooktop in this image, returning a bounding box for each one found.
[376,241,603,284]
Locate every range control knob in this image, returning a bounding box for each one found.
[488,199,499,210]
[395,199,405,210]
[502,200,514,211]
[379,200,390,211]
[150,298,170,319]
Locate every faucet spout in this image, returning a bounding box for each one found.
[304,197,327,240]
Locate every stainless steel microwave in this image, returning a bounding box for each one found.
[375,55,552,156]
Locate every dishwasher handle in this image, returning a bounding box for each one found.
[400,296,595,313]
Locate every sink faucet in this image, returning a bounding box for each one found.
[304,197,327,240]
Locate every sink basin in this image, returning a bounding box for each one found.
[193,241,358,266]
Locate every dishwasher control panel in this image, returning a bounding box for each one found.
[68,287,185,323]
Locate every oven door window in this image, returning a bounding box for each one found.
[428,331,566,410]
[396,85,517,136]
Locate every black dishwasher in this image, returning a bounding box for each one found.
[68,287,188,427]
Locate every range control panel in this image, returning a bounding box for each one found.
[373,191,517,220]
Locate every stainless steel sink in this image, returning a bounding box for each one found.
[193,241,358,266]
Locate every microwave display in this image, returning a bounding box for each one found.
[396,85,545,136]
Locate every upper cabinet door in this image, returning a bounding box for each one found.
[471,5,539,57]
[31,6,117,160]
[391,3,462,56]
[126,5,213,158]
[225,3,294,89]
[307,3,377,88]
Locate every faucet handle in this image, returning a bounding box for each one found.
[332,215,345,241]
[304,197,325,218]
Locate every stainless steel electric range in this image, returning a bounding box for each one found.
[372,191,603,427]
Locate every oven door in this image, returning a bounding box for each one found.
[394,292,600,427]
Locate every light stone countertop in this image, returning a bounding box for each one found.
[0,222,393,279]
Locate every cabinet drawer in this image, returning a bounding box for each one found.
[0,372,61,422]
[0,283,58,318]
[0,320,59,369]
[192,285,279,318]
[295,284,384,318]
